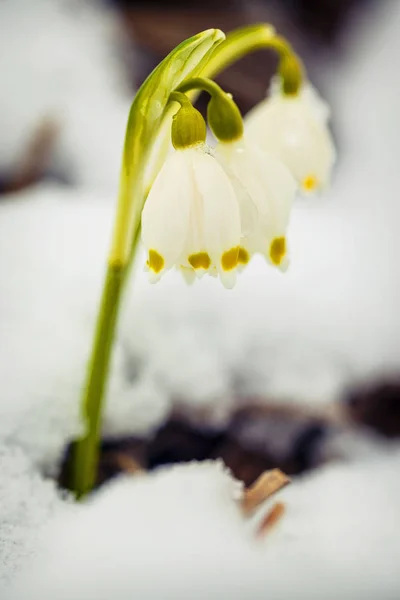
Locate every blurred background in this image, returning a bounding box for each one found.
[1,0,400,488]
[0,0,374,194]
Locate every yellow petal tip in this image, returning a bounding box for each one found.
[147,249,165,273]
[188,252,211,270]
[221,246,239,271]
[302,174,318,192]
[238,247,250,265]
[269,237,286,266]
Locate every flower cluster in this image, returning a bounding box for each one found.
[141,80,335,289]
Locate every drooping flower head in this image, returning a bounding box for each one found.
[141,96,242,289]
[216,137,296,271]
[245,80,336,194]
[205,77,297,270]
[142,61,334,287]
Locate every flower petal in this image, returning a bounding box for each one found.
[247,144,297,238]
[192,151,241,288]
[141,151,191,275]
[245,90,336,191]
[214,143,259,238]
[216,139,296,268]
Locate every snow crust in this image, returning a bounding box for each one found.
[8,454,400,600]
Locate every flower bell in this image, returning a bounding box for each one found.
[206,82,297,270]
[216,137,297,270]
[142,79,302,288]
[244,80,336,194]
[141,95,242,289]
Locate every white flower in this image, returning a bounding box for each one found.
[216,137,297,270]
[245,81,336,193]
[141,143,241,289]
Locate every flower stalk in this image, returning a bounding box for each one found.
[200,24,303,95]
[69,28,226,497]
[177,77,243,142]
[69,24,313,498]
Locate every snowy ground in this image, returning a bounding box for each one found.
[6,454,400,600]
[0,445,70,591]
[0,0,132,192]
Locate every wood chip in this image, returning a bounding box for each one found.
[256,502,286,538]
[113,453,145,475]
[242,469,290,515]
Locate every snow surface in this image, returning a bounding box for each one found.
[7,454,400,599]
[0,185,171,471]
[0,445,69,591]
[0,0,132,192]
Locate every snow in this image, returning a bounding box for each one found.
[0,0,132,192]
[0,445,69,591]
[8,453,400,599]
[8,461,256,600]
[0,184,172,470]
[258,448,400,599]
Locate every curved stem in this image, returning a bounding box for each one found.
[199,24,303,96]
[69,29,223,498]
[69,24,303,498]
[169,90,193,109]
[178,76,225,98]
[177,77,243,141]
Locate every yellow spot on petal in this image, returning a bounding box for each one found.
[238,247,250,265]
[221,246,239,271]
[302,174,318,192]
[269,237,286,266]
[147,249,164,273]
[188,252,211,270]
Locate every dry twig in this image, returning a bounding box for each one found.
[242,468,290,515]
[256,502,286,538]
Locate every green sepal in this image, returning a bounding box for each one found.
[207,93,243,142]
[171,103,207,149]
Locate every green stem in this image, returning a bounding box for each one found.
[199,24,303,95]
[71,220,142,498]
[69,25,302,498]
[169,90,195,109]
[69,29,223,498]
[178,76,226,98]
[177,77,243,141]
[71,264,124,497]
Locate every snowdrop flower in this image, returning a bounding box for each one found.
[245,81,336,194]
[204,80,297,270]
[141,99,242,288]
[216,137,297,270]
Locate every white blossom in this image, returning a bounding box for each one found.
[216,137,297,270]
[141,143,242,289]
[245,82,336,193]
